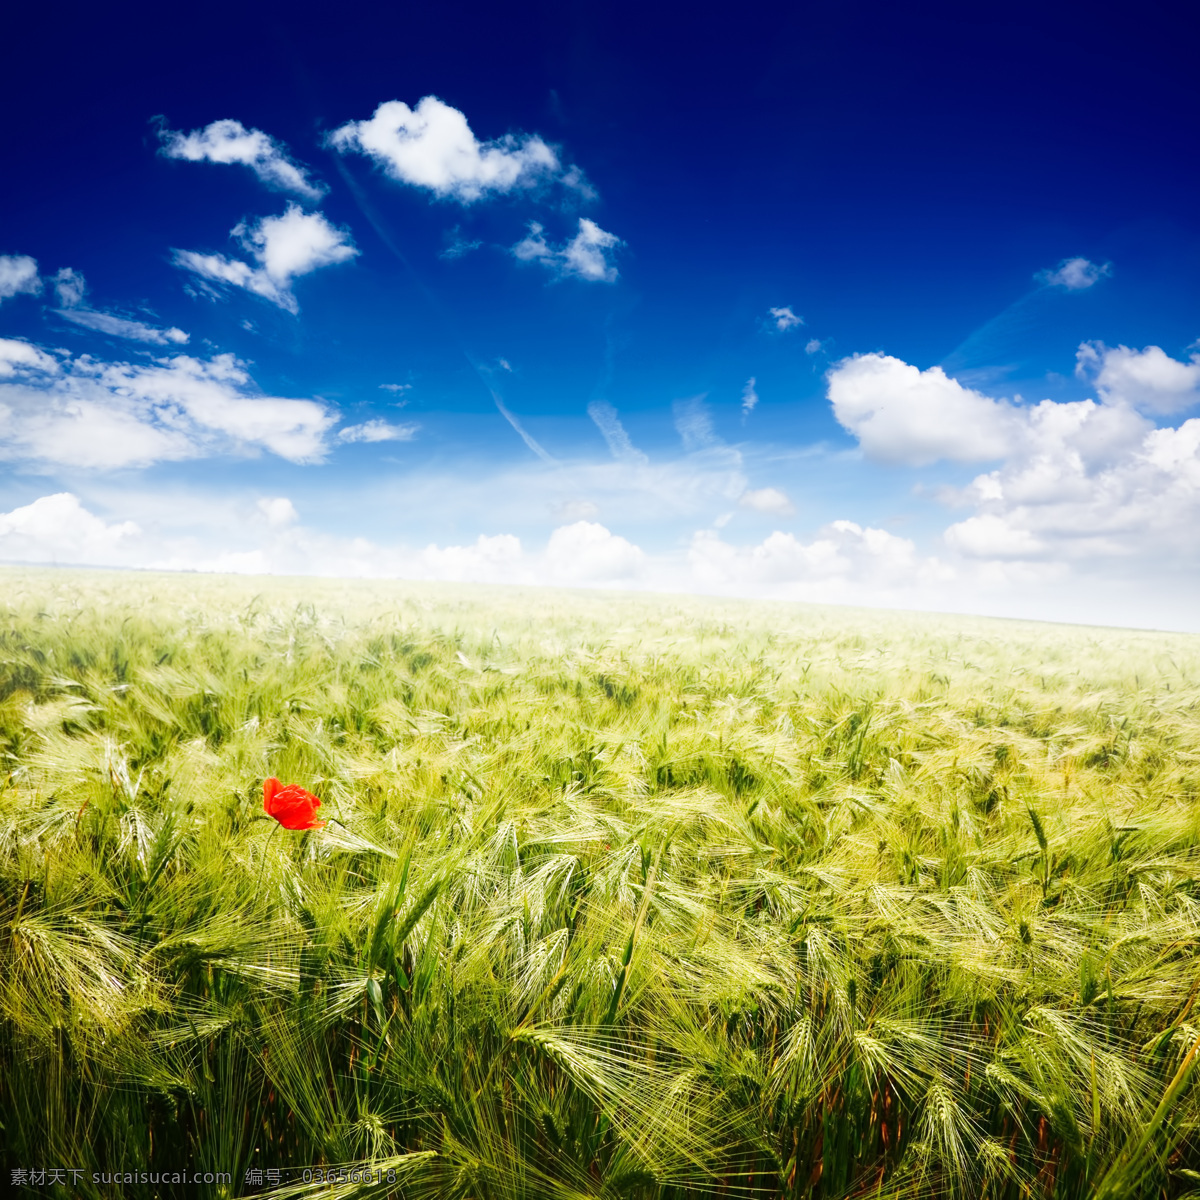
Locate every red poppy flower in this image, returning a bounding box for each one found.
[263,777,326,830]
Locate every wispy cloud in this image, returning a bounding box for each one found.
[158,118,326,201]
[492,394,555,463]
[673,395,716,451]
[587,400,648,465]
[174,204,358,314]
[337,419,418,443]
[52,269,188,345]
[741,377,758,417]
[1036,256,1111,290]
[440,225,482,259]
[768,305,803,331]
[512,219,622,283]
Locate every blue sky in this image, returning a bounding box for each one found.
[2,0,1199,629]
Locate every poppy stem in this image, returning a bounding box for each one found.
[254,821,281,912]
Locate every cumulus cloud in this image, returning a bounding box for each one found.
[741,377,758,417]
[337,418,418,443]
[588,400,647,465]
[689,520,929,597]
[738,487,795,515]
[51,268,188,345]
[768,306,803,331]
[174,205,358,314]
[0,493,141,564]
[1037,257,1111,290]
[257,496,298,527]
[329,96,578,203]
[940,397,1198,562]
[828,353,1017,465]
[0,337,61,376]
[418,533,525,582]
[546,520,645,583]
[822,347,1200,580]
[0,341,337,468]
[512,219,621,283]
[1076,341,1200,414]
[158,118,325,201]
[805,339,824,355]
[0,255,41,303]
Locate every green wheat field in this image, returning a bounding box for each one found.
[2,567,1199,1199]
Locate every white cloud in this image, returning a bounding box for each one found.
[418,533,525,583]
[52,268,86,308]
[554,498,599,521]
[738,486,795,515]
[0,337,61,376]
[158,118,325,201]
[337,419,418,443]
[827,352,1017,465]
[768,306,803,331]
[174,205,358,314]
[673,396,716,451]
[942,513,1046,558]
[546,520,645,583]
[1037,257,1111,290]
[689,520,928,596]
[329,96,567,202]
[823,348,1200,590]
[440,226,482,259]
[588,400,647,465]
[940,398,1198,562]
[1076,341,1200,414]
[0,493,141,564]
[257,496,298,527]
[56,308,190,345]
[805,339,824,355]
[50,270,188,344]
[0,342,337,468]
[513,219,621,283]
[0,255,41,303]
[379,383,411,394]
[741,377,758,416]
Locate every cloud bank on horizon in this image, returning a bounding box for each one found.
[2,6,1198,634]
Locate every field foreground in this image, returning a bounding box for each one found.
[1,568,1199,1198]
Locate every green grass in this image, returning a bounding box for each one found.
[1,566,1199,1198]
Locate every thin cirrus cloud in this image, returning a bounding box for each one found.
[512,219,622,282]
[0,255,41,303]
[587,400,648,466]
[0,336,337,468]
[174,204,358,314]
[1036,256,1112,290]
[52,269,189,345]
[158,118,326,201]
[328,95,589,203]
[741,377,759,417]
